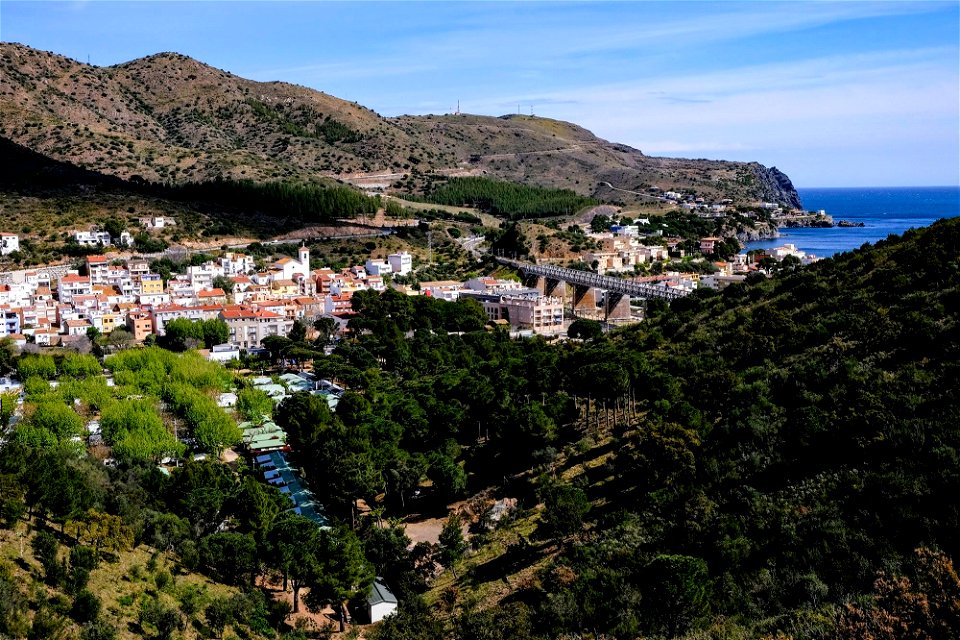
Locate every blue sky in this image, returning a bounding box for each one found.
[1,1,958,187]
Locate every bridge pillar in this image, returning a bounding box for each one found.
[543,278,565,298]
[522,273,541,290]
[604,292,632,321]
[573,285,599,318]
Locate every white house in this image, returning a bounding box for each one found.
[57,273,93,305]
[73,230,112,246]
[387,251,413,275]
[420,280,462,301]
[0,233,19,255]
[220,252,255,276]
[207,342,241,363]
[366,578,398,623]
[139,216,175,229]
[364,259,392,276]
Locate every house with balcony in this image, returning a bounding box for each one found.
[57,273,93,305]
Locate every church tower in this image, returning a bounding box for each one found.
[299,244,310,274]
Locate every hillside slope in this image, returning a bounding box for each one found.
[356,218,960,639]
[0,42,801,208]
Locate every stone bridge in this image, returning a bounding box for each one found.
[497,258,688,320]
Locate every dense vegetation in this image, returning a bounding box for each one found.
[0,136,383,256]
[358,219,960,638]
[417,177,598,219]
[163,178,379,224]
[0,220,957,639]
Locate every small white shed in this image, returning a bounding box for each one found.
[366,577,398,623]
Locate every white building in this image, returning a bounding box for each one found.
[0,233,19,255]
[187,264,224,293]
[366,578,398,623]
[73,230,112,246]
[271,246,310,281]
[420,281,462,301]
[462,291,565,335]
[207,343,242,363]
[220,252,255,276]
[364,259,392,276]
[387,251,413,275]
[139,216,175,229]
[1,309,20,337]
[57,273,93,305]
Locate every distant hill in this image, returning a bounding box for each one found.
[0,42,801,209]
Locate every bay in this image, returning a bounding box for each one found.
[744,186,960,257]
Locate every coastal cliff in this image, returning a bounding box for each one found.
[736,223,780,243]
[750,164,803,210]
[733,211,833,245]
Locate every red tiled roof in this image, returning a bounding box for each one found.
[59,274,90,284]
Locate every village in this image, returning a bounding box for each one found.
[0,210,823,350]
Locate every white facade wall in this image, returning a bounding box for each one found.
[387,252,413,275]
[0,234,19,255]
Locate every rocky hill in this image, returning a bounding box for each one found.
[0,42,802,208]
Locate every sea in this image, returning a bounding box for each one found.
[743,186,960,258]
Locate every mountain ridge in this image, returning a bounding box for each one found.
[0,42,802,209]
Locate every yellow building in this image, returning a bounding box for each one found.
[138,274,164,295]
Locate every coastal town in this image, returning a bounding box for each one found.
[0,209,824,350]
[0,9,955,638]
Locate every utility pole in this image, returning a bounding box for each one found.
[427,230,432,264]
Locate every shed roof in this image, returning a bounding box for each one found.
[367,578,398,606]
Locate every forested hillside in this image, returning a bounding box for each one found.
[363,219,960,639]
[0,220,956,639]
[410,176,598,219]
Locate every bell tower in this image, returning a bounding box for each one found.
[299,243,310,273]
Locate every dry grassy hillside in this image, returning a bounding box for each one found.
[0,43,801,208]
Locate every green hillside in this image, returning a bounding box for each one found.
[1,220,957,640]
[362,219,960,639]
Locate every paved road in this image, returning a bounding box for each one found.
[457,235,486,259]
[600,181,666,202]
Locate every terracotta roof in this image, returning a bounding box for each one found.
[198,288,226,298]
[221,308,283,320]
[59,274,90,284]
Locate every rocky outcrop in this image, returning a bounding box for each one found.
[778,212,833,228]
[750,164,803,210]
[736,224,780,243]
